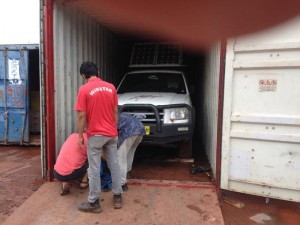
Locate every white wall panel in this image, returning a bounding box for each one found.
[221,16,300,202]
[200,43,221,178]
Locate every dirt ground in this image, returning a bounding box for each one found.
[220,190,300,225]
[0,145,300,225]
[130,146,212,182]
[0,145,45,224]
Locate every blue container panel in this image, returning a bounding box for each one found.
[6,84,26,108]
[7,111,29,142]
[0,109,5,140]
[0,84,5,141]
[0,85,4,107]
[0,49,29,143]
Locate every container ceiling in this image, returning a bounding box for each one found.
[64,0,300,50]
[64,0,155,37]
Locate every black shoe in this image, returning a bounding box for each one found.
[189,165,211,174]
[78,199,102,213]
[113,194,122,209]
[122,183,128,191]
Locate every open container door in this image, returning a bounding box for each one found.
[0,47,30,144]
[221,16,300,202]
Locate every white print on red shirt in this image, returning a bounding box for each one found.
[89,87,113,96]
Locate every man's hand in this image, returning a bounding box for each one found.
[78,135,84,150]
[77,111,86,150]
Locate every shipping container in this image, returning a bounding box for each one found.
[41,0,300,202]
[221,17,300,202]
[0,44,40,145]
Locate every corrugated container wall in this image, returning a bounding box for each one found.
[53,0,120,154]
[200,43,221,178]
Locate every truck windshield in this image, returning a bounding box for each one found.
[117,72,187,94]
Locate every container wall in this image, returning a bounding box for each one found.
[221,16,300,202]
[52,0,222,170]
[53,0,121,154]
[199,43,221,177]
[0,46,31,144]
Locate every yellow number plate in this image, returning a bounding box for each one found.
[144,126,150,135]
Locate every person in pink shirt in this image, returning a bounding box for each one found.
[53,133,89,195]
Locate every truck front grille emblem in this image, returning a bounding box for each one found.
[132,114,147,120]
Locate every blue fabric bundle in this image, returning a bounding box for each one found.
[100,161,112,190]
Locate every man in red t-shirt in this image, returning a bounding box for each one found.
[53,133,89,195]
[75,61,122,213]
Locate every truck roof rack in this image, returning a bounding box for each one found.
[129,43,183,68]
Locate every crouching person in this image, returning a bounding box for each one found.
[118,113,145,191]
[53,133,89,195]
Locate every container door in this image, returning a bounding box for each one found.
[0,49,29,144]
[221,17,300,202]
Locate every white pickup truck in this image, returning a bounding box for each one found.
[117,69,195,158]
[117,43,195,158]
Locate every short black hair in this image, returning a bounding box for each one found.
[80,61,98,79]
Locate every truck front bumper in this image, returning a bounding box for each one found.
[119,103,195,145]
[141,123,194,145]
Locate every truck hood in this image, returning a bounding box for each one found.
[118,92,191,106]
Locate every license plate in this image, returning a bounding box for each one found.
[144,126,150,135]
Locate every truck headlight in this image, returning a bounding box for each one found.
[163,107,189,124]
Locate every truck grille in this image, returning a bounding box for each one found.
[121,108,164,124]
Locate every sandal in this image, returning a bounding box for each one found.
[60,183,71,196]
